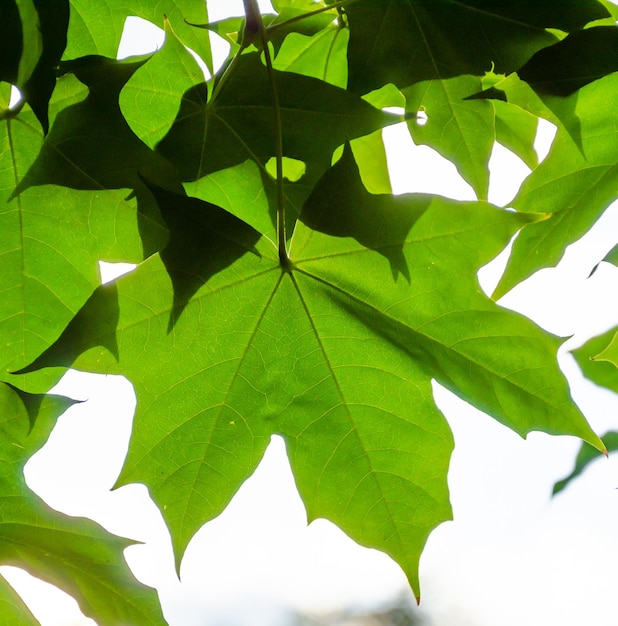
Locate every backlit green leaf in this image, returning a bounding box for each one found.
[594,330,618,369]
[0,574,38,626]
[2,1,616,617]
[66,0,212,73]
[24,145,602,597]
[0,382,165,625]
[490,72,618,298]
[120,17,206,149]
[273,23,349,88]
[0,58,177,379]
[403,75,494,200]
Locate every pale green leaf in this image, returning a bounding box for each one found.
[403,75,494,200]
[351,130,392,195]
[572,327,618,394]
[120,17,206,149]
[273,24,349,88]
[66,0,212,73]
[493,100,539,171]
[0,575,38,626]
[491,72,618,297]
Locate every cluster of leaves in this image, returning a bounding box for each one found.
[1,0,617,623]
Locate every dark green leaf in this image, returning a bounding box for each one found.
[139,175,262,328]
[518,26,618,96]
[346,0,609,95]
[21,0,70,133]
[158,51,396,177]
[157,51,398,232]
[0,2,22,85]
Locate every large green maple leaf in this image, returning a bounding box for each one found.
[0,382,165,625]
[23,146,602,596]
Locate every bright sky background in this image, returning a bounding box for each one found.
[4,2,618,625]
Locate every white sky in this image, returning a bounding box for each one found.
[4,2,618,625]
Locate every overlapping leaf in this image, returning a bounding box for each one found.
[403,75,494,199]
[156,50,398,236]
[66,0,212,72]
[0,56,181,381]
[487,71,618,297]
[345,0,609,95]
[119,17,206,149]
[518,26,618,97]
[552,329,618,494]
[157,51,396,178]
[0,382,165,625]
[1,0,69,133]
[2,0,616,617]
[24,145,602,596]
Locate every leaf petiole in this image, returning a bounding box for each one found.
[243,0,288,266]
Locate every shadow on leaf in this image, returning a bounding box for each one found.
[140,177,262,331]
[300,144,429,282]
[11,55,183,257]
[15,282,120,376]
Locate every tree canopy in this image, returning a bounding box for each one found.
[1,0,617,623]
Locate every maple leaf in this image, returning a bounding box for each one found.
[22,146,602,595]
